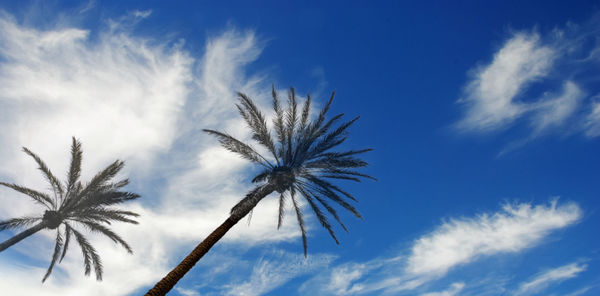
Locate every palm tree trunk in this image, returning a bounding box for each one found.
[0,222,47,253]
[145,184,276,296]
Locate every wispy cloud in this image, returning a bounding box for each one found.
[456,32,556,132]
[583,98,600,137]
[301,199,582,295]
[223,250,336,296]
[455,17,600,148]
[406,199,581,277]
[421,282,465,296]
[515,262,587,295]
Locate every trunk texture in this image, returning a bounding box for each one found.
[145,184,276,296]
[0,222,47,253]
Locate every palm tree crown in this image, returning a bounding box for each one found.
[204,87,375,255]
[0,137,140,282]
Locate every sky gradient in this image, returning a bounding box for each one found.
[0,1,598,295]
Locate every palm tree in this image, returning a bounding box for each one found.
[0,137,141,282]
[146,87,374,295]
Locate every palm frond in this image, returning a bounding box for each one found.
[300,185,348,232]
[284,88,298,163]
[319,168,377,181]
[72,219,133,253]
[22,147,64,200]
[320,175,361,182]
[304,175,358,201]
[75,191,140,210]
[0,182,54,209]
[70,226,103,280]
[311,113,345,140]
[60,223,72,262]
[78,160,124,198]
[312,91,335,131]
[67,137,82,192]
[299,94,311,132]
[42,231,63,282]
[309,116,360,158]
[203,129,272,168]
[272,86,286,158]
[296,185,341,243]
[289,187,307,257]
[71,208,139,224]
[237,93,279,163]
[300,179,362,219]
[294,113,345,165]
[0,217,41,231]
[306,156,369,169]
[317,148,373,159]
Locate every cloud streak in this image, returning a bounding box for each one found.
[515,262,587,295]
[406,199,581,276]
[301,199,582,295]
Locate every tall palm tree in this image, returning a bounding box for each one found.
[0,137,141,282]
[146,87,374,295]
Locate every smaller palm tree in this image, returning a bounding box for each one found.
[0,137,140,282]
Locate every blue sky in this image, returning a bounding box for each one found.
[0,1,598,295]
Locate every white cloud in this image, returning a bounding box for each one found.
[176,287,201,296]
[530,81,583,134]
[583,98,600,137]
[563,286,595,296]
[455,22,600,144]
[224,250,336,296]
[515,262,587,295]
[406,199,581,276]
[0,12,304,296]
[301,200,582,295]
[457,32,555,132]
[421,282,465,296]
[0,12,192,182]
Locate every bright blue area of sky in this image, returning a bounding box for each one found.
[0,1,599,295]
